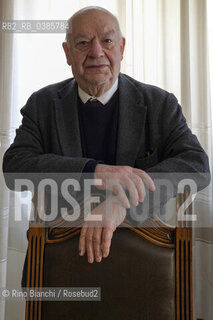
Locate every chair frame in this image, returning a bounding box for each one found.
[25,191,193,320]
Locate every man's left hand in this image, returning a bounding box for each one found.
[79,196,126,263]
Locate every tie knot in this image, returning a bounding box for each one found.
[89,98,103,107]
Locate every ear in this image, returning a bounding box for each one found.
[62,42,72,66]
[120,37,126,61]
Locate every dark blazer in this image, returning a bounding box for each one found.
[3,73,210,190]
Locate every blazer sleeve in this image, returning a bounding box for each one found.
[2,93,94,191]
[129,92,211,225]
[145,93,210,189]
[149,94,208,167]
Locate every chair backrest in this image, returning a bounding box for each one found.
[24,191,193,320]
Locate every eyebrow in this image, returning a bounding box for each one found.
[74,33,90,42]
[100,30,115,37]
[74,29,115,42]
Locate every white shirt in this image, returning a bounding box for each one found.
[78,79,118,105]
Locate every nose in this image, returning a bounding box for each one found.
[88,39,104,58]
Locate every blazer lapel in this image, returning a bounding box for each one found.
[54,75,147,165]
[54,79,82,157]
[116,74,147,166]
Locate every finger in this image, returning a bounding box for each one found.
[86,227,95,263]
[129,173,146,202]
[79,225,88,256]
[101,227,114,258]
[112,184,130,208]
[121,175,139,206]
[93,227,103,262]
[133,169,155,191]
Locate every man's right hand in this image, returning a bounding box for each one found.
[94,164,155,209]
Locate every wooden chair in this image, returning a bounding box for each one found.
[24,191,193,320]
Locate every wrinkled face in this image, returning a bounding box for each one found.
[63,9,125,92]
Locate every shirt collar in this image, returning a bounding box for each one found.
[78,79,118,105]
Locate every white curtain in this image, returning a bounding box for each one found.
[0,1,14,319]
[0,0,212,319]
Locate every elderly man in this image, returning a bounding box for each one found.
[62,6,157,263]
[3,4,209,285]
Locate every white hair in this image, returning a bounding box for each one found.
[65,6,123,44]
